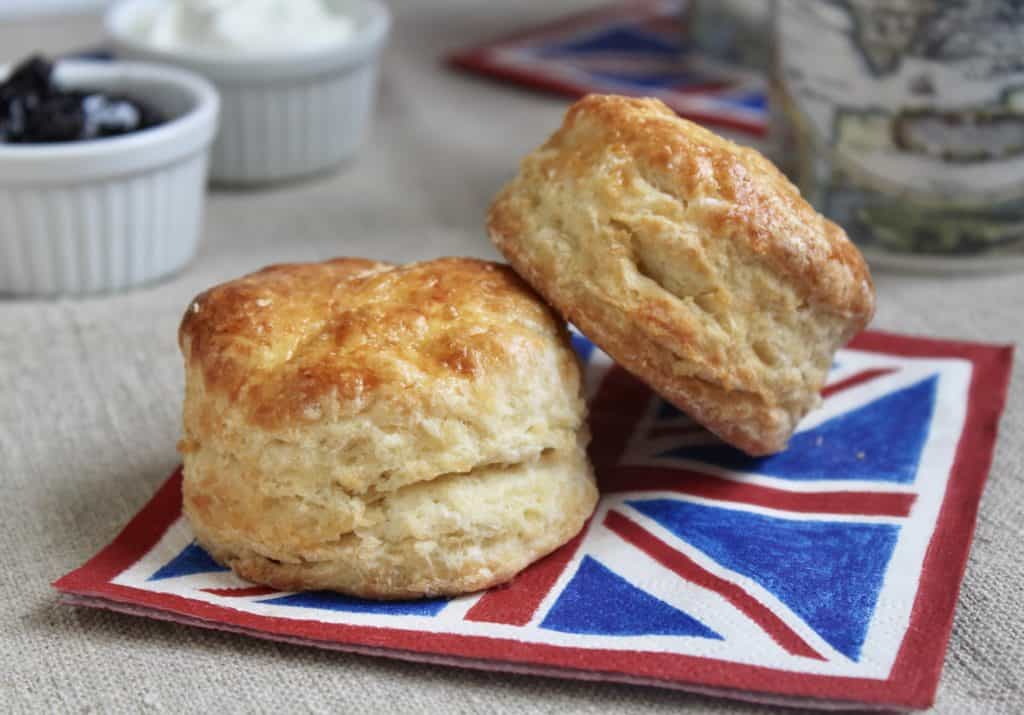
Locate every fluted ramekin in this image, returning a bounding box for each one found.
[106,0,391,185]
[0,60,218,296]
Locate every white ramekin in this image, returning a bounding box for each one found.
[105,0,391,185]
[0,60,219,296]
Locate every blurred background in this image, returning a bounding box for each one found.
[0,0,112,18]
[0,1,109,51]
[3,0,1024,293]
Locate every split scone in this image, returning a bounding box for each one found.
[178,257,597,599]
[488,94,875,456]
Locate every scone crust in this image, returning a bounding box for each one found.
[178,257,596,598]
[179,257,574,430]
[488,94,875,455]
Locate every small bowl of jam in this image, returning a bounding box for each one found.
[0,55,219,296]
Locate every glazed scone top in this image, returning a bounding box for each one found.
[179,257,579,429]
[491,94,874,322]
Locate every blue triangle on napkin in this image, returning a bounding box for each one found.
[584,69,705,89]
[661,375,938,483]
[717,90,768,111]
[629,499,899,660]
[148,542,228,581]
[541,556,721,639]
[260,590,449,617]
[541,27,680,57]
[571,333,596,364]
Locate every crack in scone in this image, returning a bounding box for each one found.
[186,445,595,599]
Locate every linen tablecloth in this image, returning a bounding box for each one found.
[2,3,1022,713]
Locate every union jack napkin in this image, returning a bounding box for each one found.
[55,331,1012,711]
[448,0,769,139]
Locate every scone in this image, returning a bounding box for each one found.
[178,257,597,599]
[488,94,875,456]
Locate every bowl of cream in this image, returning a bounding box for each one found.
[106,0,390,184]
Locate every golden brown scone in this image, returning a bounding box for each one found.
[178,257,597,598]
[488,94,875,456]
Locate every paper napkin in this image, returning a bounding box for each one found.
[56,331,1012,711]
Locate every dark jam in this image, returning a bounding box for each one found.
[0,56,166,144]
